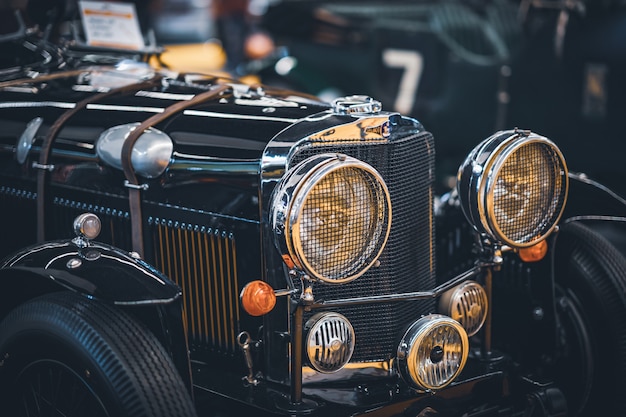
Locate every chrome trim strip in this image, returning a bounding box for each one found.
[0,101,75,109]
[184,109,298,123]
[86,103,164,113]
[168,152,260,176]
[135,91,196,101]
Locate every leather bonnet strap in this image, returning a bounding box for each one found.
[120,83,231,257]
[35,76,164,242]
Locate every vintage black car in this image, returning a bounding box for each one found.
[0,3,625,417]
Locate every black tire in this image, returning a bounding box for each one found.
[554,221,626,416]
[0,291,198,417]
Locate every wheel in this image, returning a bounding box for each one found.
[0,291,198,417]
[553,221,626,416]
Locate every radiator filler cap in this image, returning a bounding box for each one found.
[332,95,382,115]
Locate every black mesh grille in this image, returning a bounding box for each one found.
[290,131,436,362]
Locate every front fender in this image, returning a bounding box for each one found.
[0,239,194,393]
[0,239,182,304]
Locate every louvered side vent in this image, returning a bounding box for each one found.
[149,218,241,355]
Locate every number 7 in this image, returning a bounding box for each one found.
[382,49,424,115]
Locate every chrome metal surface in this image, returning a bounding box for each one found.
[168,153,260,176]
[261,109,435,379]
[332,95,382,115]
[270,153,391,283]
[237,331,260,386]
[96,122,173,178]
[31,162,54,171]
[457,129,568,247]
[72,212,102,240]
[439,280,488,337]
[84,60,155,89]
[302,359,394,384]
[397,314,469,391]
[309,265,487,309]
[15,116,43,164]
[305,312,355,373]
[308,116,392,143]
[260,111,399,201]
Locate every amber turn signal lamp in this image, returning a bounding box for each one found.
[518,239,548,262]
[240,280,277,316]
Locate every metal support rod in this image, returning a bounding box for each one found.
[309,264,488,309]
[289,303,304,404]
[481,269,493,358]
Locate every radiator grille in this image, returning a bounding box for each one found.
[290,131,436,362]
[149,218,240,355]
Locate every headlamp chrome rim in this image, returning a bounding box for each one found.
[271,153,392,284]
[457,130,568,248]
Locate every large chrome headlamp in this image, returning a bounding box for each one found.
[456,129,568,248]
[397,314,469,391]
[271,153,392,283]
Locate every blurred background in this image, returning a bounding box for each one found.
[3,0,625,194]
[154,0,626,195]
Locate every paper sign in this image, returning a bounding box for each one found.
[79,1,145,50]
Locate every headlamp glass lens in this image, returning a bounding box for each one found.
[298,166,388,280]
[489,140,567,246]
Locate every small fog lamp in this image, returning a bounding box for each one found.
[439,281,488,337]
[397,314,469,391]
